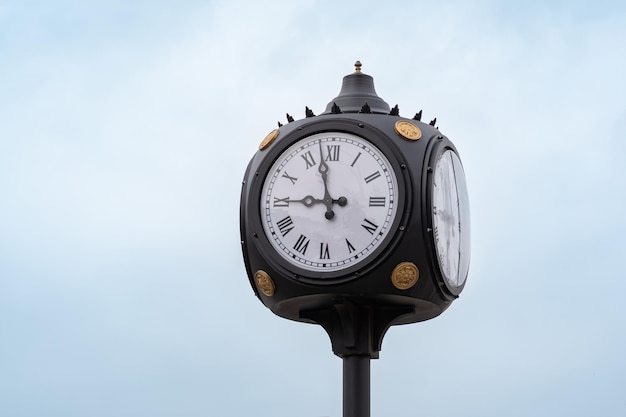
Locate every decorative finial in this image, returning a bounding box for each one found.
[323,61,390,114]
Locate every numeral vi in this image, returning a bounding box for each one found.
[319,242,330,259]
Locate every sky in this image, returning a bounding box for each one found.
[1,1,625,416]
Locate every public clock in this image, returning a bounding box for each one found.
[430,147,471,294]
[260,131,400,276]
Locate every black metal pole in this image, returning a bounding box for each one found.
[343,355,370,417]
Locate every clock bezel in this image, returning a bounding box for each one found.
[423,137,470,298]
[250,118,411,285]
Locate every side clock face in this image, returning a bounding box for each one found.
[431,148,471,292]
[260,132,400,275]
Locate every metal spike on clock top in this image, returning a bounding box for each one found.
[279,61,438,125]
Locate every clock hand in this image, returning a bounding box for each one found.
[317,141,336,219]
[285,195,347,216]
[318,141,348,220]
[286,195,325,207]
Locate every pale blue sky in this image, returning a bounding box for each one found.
[1,1,625,416]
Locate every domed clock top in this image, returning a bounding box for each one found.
[323,61,391,114]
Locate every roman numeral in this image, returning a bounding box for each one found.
[273,196,289,207]
[361,218,378,235]
[293,234,310,255]
[364,171,381,183]
[281,171,298,185]
[319,242,331,259]
[350,152,362,167]
[369,197,386,207]
[276,216,294,237]
[325,145,340,161]
[301,151,316,169]
[346,239,356,254]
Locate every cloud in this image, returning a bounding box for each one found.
[1,1,626,416]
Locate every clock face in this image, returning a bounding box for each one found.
[431,149,470,290]
[261,132,399,275]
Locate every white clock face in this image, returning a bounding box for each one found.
[432,149,470,289]
[261,132,399,274]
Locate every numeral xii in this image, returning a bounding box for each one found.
[325,145,340,161]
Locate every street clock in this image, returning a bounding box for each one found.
[240,62,470,358]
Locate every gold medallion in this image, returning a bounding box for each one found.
[255,270,276,296]
[394,120,422,141]
[259,129,279,151]
[391,262,419,290]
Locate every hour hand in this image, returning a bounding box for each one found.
[287,195,324,207]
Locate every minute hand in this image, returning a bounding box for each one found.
[317,141,338,219]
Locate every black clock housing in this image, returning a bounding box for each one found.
[240,64,470,358]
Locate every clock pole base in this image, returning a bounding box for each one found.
[343,355,370,417]
[300,299,414,358]
[301,299,414,417]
